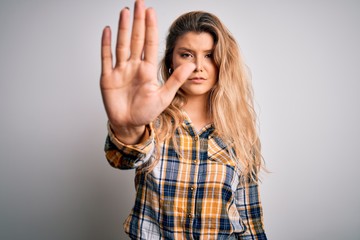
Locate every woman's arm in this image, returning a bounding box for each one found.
[235,180,267,240]
[105,123,155,169]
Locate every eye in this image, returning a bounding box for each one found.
[180,52,193,58]
[205,53,213,59]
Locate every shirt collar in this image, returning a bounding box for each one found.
[181,111,215,137]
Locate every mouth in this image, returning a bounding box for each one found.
[188,77,206,83]
[189,77,206,81]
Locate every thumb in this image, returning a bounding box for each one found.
[161,62,196,96]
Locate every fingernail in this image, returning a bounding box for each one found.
[125,6,130,10]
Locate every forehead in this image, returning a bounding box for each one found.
[174,32,214,51]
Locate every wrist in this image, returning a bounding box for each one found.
[109,123,148,145]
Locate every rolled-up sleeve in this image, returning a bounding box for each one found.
[104,123,155,169]
[235,180,267,240]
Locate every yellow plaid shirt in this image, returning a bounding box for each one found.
[105,116,267,239]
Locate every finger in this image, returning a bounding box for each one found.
[160,63,196,104]
[130,0,146,60]
[101,26,113,76]
[115,7,131,66]
[144,8,158,65]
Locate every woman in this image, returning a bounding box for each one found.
[100,0,267,239]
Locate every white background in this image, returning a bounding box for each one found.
[1,0,359,239]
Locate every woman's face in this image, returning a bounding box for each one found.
[172,31,218,99]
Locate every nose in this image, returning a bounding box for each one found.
[194,57,203,72]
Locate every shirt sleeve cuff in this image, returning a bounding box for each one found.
[107,122,155,155]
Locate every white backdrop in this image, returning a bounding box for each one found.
[1,0,359,239]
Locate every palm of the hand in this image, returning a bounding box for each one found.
[101,60,161,128]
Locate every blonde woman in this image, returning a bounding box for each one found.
[101,0,267,239]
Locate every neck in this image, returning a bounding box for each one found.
[183,95,212,132]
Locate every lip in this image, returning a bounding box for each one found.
[188,77,206,83]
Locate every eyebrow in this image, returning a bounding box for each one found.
[176,47,214,53]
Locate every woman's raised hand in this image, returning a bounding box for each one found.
[100,0,195,143]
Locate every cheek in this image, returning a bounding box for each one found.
[172,56,182,69]
[207,64,218,76]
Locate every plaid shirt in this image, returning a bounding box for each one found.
[105,117,267,240]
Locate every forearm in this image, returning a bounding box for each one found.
[236,181,267,239]
[105,122,155,169]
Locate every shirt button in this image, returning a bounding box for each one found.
[194,136,199,141]
[193,160,197,164]
[188,213,192,218]
[190,186,195,191]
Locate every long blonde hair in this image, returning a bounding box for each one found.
[150,11,264,183]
